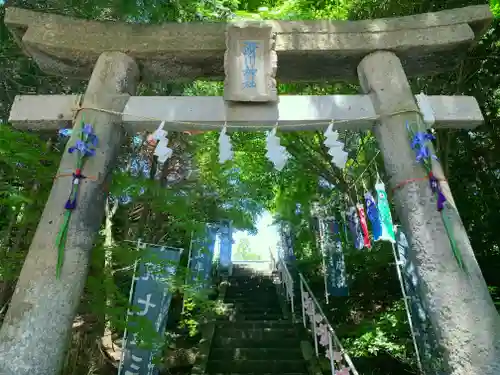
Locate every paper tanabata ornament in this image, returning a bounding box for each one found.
[347,206,364,250]
[218,126,233,163]
[265,127,290,171]
[375,181,396,243]
[356,203,371,249]
[323,123,348,169]
[152,121,173,163]
[365,192,383,241]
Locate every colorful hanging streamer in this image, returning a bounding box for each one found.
[365,191,383,241]
[56,121,98,278]
[347,206,364,250]
[356,203,371,249]
[406,121,465,271]
[375,181,396,243]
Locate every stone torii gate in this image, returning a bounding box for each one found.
[1,5,497,375]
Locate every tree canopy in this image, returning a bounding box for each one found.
[0,0,499,374]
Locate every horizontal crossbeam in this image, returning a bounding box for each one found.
[8,94,483,132]
[4,6,492,82]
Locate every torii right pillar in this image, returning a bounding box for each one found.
[358,45,500,375]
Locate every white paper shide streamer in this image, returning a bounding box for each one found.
[218,125,233,163]
[324,123,348,169]
[265,127,290,171]
[153,121,173,163]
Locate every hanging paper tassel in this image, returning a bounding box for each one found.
[218,125,233,164]
[265,127,290,171]
[323,123,348,169]
[356,203,371,249]
[375,181,396,243]
[347,206,364,250]
[153,121,173,163]
[365,192,383,241]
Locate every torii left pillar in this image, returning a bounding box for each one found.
[0,52,139,375]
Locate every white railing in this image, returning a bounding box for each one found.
[274,257,359,375]
[269,247,277,273]
[276,257,295,317]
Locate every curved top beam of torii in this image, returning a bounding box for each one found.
[4,5,492,83]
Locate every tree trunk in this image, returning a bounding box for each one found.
[357,51,500,375]
[104,198,119,249]
[0,52,139,375]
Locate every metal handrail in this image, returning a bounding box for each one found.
[298,272,359,375]
[274,254,359,375]
[268,247,277,271]
[276,257,295,317]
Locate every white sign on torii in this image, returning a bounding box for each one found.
[1,5,499,375]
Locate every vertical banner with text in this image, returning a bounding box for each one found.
[119,245,182,375]
[318,217,349,297]
[218,220,233,271]
[279,222,295,262]
[395,228,439,373]
[189,224,218,289]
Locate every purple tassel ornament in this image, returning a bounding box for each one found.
[64,169,86,210]
[428,172,446,211]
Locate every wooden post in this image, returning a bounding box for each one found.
[357,51,500,374]
[0,52,139,375]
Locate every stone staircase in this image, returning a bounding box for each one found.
[205,265,310,375]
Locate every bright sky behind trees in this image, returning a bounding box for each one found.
[234,211,279,260]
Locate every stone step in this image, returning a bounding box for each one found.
[223,308,283,316]
[224,293,277,299]
[216,314,284,321]
[212,336,300,348]
[226,284,277,293]
[223,298,280,304]
[223,310,283,318]
[215,327,297,340]
[227,279,276,286]
[228,274,274,279]
[210,347,302,361]
[223,296,280,302]
[224,290,277,298]
[216,320,295,330]
[225,313,284,320]
[226,283,276,288]
[226,282,276,288]
[223,303,281,311]
[227,286,276,290]
[208,373,307,375]
[206,359,308,373]
[226,286,277,295]
[223,299,281,307]
[223,305,282,314]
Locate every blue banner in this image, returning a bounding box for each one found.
[218,220,233,270]
[119,245,182,375]
[189,225,218,289]
[318,217,349,297]
[395,228,439,373]
[279,223,295,262]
